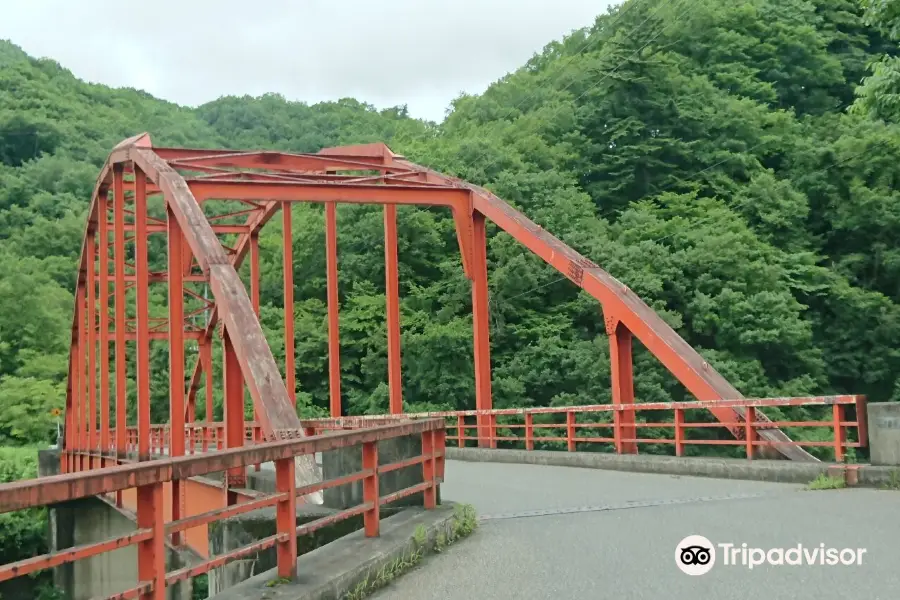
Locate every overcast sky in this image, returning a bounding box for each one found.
[1,0,612,122]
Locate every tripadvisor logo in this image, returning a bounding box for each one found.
[675,535,867,575]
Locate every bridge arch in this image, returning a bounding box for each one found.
[62,132,815,494]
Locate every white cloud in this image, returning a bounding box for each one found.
[0,0,612,121]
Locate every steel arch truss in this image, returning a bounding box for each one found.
[62,133,815,502]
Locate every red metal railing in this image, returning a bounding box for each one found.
[0,419,445,600]
[303,396,868,462]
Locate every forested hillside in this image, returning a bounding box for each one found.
[3,0,900,456]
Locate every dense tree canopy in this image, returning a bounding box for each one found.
[1,0,899,460]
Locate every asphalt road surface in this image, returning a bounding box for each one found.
[373,460,899,600]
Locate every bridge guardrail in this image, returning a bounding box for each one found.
[301,396,867,462]
[0,419,445,600]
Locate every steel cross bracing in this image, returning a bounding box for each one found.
[62,133,819,503]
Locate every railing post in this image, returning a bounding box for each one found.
[435,427,446,482]
[275,457,297,579]
[566,411,576,452]
[136,481,165,600]
[833,404,846,462]
[613,408,623,454]
[422,430,437,509]
[362,441,380,537]
[745,406,756,460]
[674,408,684,457]
[525,412,534,451]
[457,415,465,448]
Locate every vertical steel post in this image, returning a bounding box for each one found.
[833,404,846,462]
[249,231,262,473]
[98,191,110,463]
[362,441,379,536]
[134,167,151,461]
[275,457,297,578]
[87,231,97,468]
[167,206,185,544]
[325,202,342,417]
[113,165,127,472]
[609,322,637,454]
[282,202,296,404]
[525,413,534,451]
[79,286,88,471]
[471,212,494,448]
[674,407,684,457]
[224,329,246,503]
[73,286,84,472]
[422,430,436,509]
[64,353,75,473]
[201,340,213,423]
[745,406,756,459]
[383,204,403,415]
[136,481,165,600]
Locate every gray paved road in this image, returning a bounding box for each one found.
[374,461,899,599]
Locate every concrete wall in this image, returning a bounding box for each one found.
[49,497,194,600]
[321,433,438,510]
[206,506,366,596]
[868,402,900,466]
[206,434,436,596]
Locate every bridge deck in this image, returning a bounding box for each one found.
[376,461,897,599]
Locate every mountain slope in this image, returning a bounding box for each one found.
[0,0,899,459]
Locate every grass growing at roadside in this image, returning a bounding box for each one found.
[343,504,478,600]
[881,470,900,490]
[806,473,846,490]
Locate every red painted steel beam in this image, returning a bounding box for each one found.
[392,156,816,461]
[87,231,97,467]
[116,223,251,234]
[609,321,637,454]
[134,167,152,462]
[73,286,84,470]
[384,205,403,415]
[325,202,341,417]
[2,419,443,513]
[184,201,281,418]
[167,206,186,543]
[361,395,863,418]
[224,327,247,496]
[471,212,493,447]
[98,190,111,461]
[188,179,469,206]
[283,203,296,405]
[0,529,152,582]
[162,150,394,173]
[130,147,307,446]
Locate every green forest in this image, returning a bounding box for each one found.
[3,0,900,589]
[5,0,900,448]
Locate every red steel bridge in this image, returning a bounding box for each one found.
[0,134,867,599]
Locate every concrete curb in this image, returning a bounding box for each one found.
[210,505,461,600]
[445,448,900,488]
